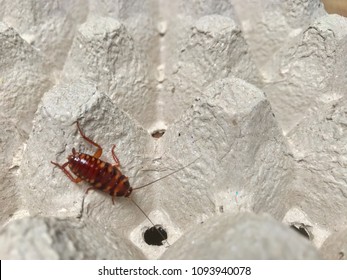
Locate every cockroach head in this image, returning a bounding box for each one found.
[125,187,133,197]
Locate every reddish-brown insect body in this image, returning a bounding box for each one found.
[51,121,132,204]
[52,121,200,246]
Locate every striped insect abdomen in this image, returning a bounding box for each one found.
[68,153,132,197]
[93,160,131,197]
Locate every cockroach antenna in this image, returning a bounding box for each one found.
[129,196,171,247]
[132,156,201,191]
[130,157,201,247]
[52,121,200,247]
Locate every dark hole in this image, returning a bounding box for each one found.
[151,129,166,138]
[144,226,167,246]
[290,224,311,239]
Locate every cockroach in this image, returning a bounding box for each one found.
[51,121,198,246]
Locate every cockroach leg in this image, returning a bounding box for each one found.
[85,186,97,194]
[52,121,200,247]
[76,121,103,159]
[111,144,121,167]
[51,161,82,183]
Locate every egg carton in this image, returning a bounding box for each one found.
[0,0,346,260]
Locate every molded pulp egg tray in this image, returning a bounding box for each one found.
[0,0,347,260]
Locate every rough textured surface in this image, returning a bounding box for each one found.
[160,14,260,127]
[157,0,238,75]
[320,227,347,260]
[0,119,23,226]
[282,207,330,248]
[286,97,347,246]
[0,217,144,259]
[15,77,293,260]
[88,0,158,58]
[0,22,52,226]
[232,0,325,73]
[0,0,87,70]
[0,0,347,260]
[263,14,347,133]
[0,22,52,135]
[161,213,320,260]
[19,82,155,250]
[158,77,292,232]
[63,16,155,129]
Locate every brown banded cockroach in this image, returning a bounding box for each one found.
[51,121,198,246]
